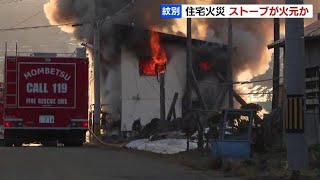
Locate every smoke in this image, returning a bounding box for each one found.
[43,0,320,106]
[44,0,320,80]
[162,0,319,81]
[102,65,121,121]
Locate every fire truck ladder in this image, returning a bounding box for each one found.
[4,42,18,108]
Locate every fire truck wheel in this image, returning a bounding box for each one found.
[63,141,83,147]
[13,143,23,147]
[0,140,4,146]
[4,142,13,147]
[42,142,57,147]
[4,141,22,147]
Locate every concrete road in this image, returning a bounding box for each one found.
[0,145,239,180]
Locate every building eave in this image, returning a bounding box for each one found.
[267,39,285,49]
[267,20,320,50]
[267,36,320,49]
[113,24,228,49]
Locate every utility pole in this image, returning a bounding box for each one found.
[272,18,280,110]
[186,18,193,111]
[284,0,308,172]
[160,71,166,122]
[227,18,234,108]
[93,0,101,136]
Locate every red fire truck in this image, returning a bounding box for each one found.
[3,54,89,146]
[0,82,4,142]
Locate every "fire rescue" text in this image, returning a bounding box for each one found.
[26,98,68,105]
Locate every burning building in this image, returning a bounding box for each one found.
[103,25,229,131]
[42,0,320,132]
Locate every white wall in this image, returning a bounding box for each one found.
[121,47,186,131]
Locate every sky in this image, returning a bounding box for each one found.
[0,0,79,80]
[0,0,78,55]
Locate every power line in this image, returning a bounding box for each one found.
[238,77,283,84]
[0,17,90,32]
[0,0,22,4]
[0,0,25,4]
[0,23,75,32]
[0,0,135,32]
[9,11,44,29]
[8,0,61,29]
[1,0,60,30]
[198,77,284,86]
[100,0,135,24]
[238,93,273,95]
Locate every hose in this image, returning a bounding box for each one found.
[87,128,125,148]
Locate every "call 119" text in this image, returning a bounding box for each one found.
[26,83,68,93]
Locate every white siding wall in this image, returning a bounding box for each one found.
[121,47,186,131]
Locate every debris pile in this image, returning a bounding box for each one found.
[100,103,272,157]
[124,112,210,154]
[125,138,197,154]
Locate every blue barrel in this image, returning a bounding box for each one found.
[211,139,251,159]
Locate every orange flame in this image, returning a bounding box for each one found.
[151,31,167,67]
[140,30,168,75]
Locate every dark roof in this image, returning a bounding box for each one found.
[113,24,228,50]
[267,20,320,49]
[112,24,229,77]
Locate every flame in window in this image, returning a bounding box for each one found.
[139,30,168,76]
[200,61,210,71]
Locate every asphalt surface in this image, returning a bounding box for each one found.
[0,144,239,180]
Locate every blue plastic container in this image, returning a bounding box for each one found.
[211,139,251,159]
